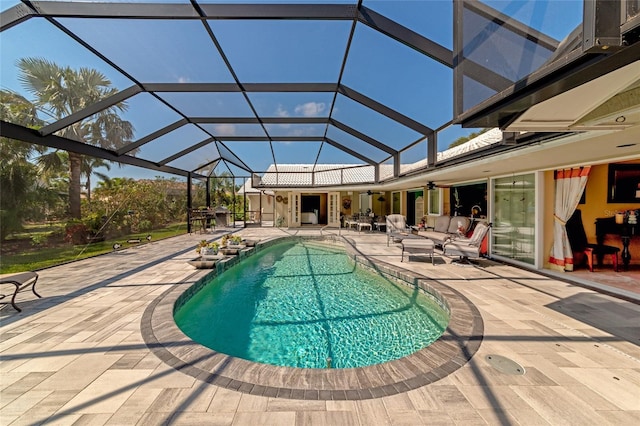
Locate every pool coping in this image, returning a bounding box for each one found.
[141,235,484,400]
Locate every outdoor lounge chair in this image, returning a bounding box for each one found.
[386,214,409,246]
[0,271,40,312]
[442,222,491,264]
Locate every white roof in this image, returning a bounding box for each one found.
[400,128,503,174]
[237,178,274,195]
[257,129,503,186]
[261,164,376,186]
[437,128,503,161]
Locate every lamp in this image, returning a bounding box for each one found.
[427,181,436,190]
[471,205,482,218]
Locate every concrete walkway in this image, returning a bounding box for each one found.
[1,228,639,425]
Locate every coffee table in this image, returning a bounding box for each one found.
[401,238,435,264]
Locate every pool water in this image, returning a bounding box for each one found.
[174,240,449,369]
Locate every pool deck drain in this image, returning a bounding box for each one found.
[141,236,484,400]
[485,354,526,375]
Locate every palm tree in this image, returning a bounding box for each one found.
[16,57,134,219]
[0,90,46,239]
[82,157,111,202]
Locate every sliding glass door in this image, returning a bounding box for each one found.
[492,174,536,264]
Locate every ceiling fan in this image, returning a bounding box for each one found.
[426,181,450,190]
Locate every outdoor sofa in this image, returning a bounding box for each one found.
[419,216,472,247]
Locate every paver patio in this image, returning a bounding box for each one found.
[1,228,639,425]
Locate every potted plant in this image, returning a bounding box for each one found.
[227,235,244,247]
[195,240,208,255]
[204,241,219,256]
[196,240,219,257]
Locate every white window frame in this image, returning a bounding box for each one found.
[427,187,442,215]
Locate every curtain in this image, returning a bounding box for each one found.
[549,166,591,271]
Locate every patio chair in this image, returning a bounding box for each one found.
[443,222,492,264]
[373,215,386,232]
[357,214,372,232]
[0,271,40,312]
[566,209,619,272]
[386,214,409,245]
[344,214,359,230]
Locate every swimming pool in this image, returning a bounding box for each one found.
[174,240,449,369]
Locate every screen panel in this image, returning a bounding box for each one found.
[454,0,583,119]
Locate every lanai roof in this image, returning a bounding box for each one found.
[2,1,636,187]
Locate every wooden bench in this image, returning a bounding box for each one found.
[0,272,40,312]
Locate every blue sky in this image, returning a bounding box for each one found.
[1,0,583,184]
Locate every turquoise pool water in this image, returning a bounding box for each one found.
[174,240,449,369]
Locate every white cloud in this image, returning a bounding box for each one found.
[295,102,326,117]
[274,105,291,129]
[213,123,236,136]
[177,76,190,83]
[275,105,290,117]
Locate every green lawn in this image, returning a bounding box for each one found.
[0,223,188,274]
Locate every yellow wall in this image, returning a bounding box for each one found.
[372,192,388,216]
[583,161,640,265]
[340,192,353,216]
[581,162,640,232]
[274,192,287,226]
[443,187,451,216]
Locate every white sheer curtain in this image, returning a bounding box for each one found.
[549,166,591,271]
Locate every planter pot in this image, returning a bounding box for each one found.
[220,247,241,255]
[244,239,257,247]
[187,257,220,269]
[200,248,220,258]
[226,243,246,249]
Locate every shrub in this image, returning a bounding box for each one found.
[138,219,152,232]
[64,222,89,245]
[30,233,47,246]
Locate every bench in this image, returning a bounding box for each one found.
[0,272,41,312]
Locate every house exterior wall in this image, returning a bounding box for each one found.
[245,192,275,223]
[266,159,639,267]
